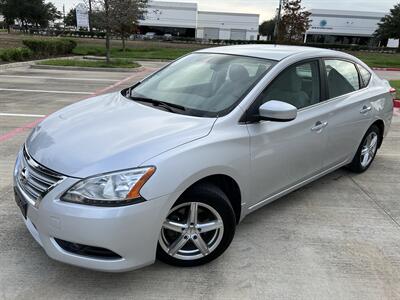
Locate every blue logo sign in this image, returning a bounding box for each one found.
[320,20,327,27]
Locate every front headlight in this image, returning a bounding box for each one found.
[61,167,155,206]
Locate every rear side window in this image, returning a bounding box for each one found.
[357,64,372,88]
[324,60,360,99]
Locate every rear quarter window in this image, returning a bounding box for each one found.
[357,64,372,88]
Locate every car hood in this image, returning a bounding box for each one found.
[26,92,216,178]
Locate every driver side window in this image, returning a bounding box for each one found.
[258,61,321,110]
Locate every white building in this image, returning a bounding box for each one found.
[140,1,197,37]
[305,9,385,45]
[139,1,259,40]
[197,11,259,40]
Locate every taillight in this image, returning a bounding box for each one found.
[389,87,397,99]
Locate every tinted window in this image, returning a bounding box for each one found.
[257,61,321,110]
[358,64,372,88]
[325,60,360,98]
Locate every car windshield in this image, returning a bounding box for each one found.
[128,53,276,117]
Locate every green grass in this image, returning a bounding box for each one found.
[37,58,141,68]
[2,33,400,67]
[390,80,400,99]
[72,45,106,56]
[350,52,400,68]
[72,45,400,66]
[73,45,197,60]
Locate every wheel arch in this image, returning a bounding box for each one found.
[371,119,385,148]
[179,174,242,224]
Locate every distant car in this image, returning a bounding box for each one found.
[14,45,394,272]
[163,33,173,41]
[144,32,156,40]
[129,34,144,40]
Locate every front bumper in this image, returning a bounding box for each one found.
[13,152,177,272]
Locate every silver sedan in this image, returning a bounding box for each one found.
[13,45,394,272]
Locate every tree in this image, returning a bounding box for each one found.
[0,0,61,31]
[0,0,19,32]
[64,8,77,27]
[91,0,147,63]
[33,2,61,27]
[90,10,106,30]
[109,0,147,51]
[278,0,311,43]
[259,18,276,38]
[374,3,400,51]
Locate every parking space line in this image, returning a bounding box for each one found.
[0,88,93,95]
[0,113,46,118]
[0,75,119,82]
[0,71,144,144]
[89,72,144,96]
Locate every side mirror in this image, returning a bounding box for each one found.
[258,100,297,122]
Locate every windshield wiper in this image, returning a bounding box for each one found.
[129,96,186,112]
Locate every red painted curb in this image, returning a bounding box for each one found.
[0,70,153,144]
[372,67,400,71]
[0,117,44,143]
[394,100,400,108]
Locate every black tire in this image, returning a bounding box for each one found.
[348,124,381,173]
[157,183,236,267]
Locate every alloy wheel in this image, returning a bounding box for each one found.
[159,202,224,261]
[360,131,378,168]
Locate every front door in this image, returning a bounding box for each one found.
[246,60,329,208]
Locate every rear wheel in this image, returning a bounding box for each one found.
[348,125,381,173]
[157,183,236,267]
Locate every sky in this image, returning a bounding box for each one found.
[50,0,398,22]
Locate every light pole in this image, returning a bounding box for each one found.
[88,0,92,33]
[273,0,283,42]
[63,4,65,29]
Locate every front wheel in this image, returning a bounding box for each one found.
[348,124,381,173]
[157,183,236,267]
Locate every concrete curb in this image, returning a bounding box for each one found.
[83,55,172,62]
[0,56,79,71]
[0,60,36,70]
[31,64,145,73]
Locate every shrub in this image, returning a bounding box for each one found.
[0,47,33,62]
[22,38,77,57]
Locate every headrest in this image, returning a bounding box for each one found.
[256,64,268,77]
[229,64,250,82]
[286,69,302,92]
[327,68,355,96]
[328,68,345,83]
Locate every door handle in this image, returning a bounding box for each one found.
[311,121,328,132]
[360,106,372,114]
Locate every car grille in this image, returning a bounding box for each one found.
[17,146,64,202]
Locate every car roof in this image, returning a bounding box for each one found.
[196,44,339,61]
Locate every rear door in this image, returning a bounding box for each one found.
[320,59,373,169]
[246,60,331,208]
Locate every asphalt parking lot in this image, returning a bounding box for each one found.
[1,64,400,299]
